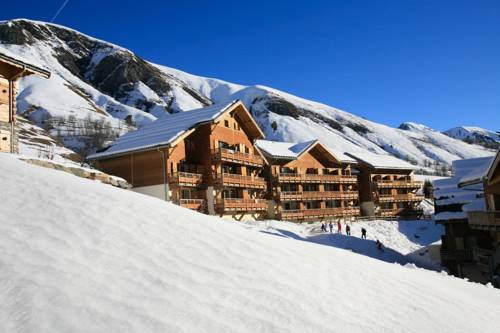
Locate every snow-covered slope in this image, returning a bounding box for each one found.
[1,153,500,332]
[444,126,500,148]
[0,19,494,167]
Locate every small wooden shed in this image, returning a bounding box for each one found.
[0,51,50,153]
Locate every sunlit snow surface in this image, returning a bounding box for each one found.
[1,153,500,332]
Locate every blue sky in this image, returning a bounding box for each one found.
[3,0,499,131]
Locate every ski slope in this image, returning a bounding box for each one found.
[1,153,500,332]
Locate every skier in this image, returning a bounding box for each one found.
[346,224,351,236]
[329,221,333,233]
[321,222,327,233]
[376,239,383,251]
[361,227,367,239]
[337,221,342,234]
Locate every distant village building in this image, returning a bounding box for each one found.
[88,100,269,220]
[346,152,423,217]
[434,153,500,286]
[0,51,50,153]
[255,139,360,221]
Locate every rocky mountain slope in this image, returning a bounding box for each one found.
[443,126,500,149]
[0,19,495,170]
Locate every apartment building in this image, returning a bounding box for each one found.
[0,51,50,153]
[255,139,360,221]
[88,100,269,220]
[346,152,423,217]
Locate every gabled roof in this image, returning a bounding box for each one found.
[255,139,345,164]
[88,100,264,160]
[486,149,500,185]
[456,155,495,188]
[0,50,50,78]
[345,151,416,170]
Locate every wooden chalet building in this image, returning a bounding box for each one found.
[0,51,50,153]
[255,139,360,221]
[434,155,497,285]
[460,150,500,287]
[346,152,423,217]
[88,100,269,220]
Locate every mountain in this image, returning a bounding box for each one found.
[0,19,495,170]
[2,153,500,332]
[443,126,500,149]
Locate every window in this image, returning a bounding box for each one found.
[282,201,299,210]
[224,120,229,127]
[245,147,250,154]
[218,141,230,149]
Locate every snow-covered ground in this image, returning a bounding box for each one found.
[243,219,444,269]
[1,152,500,332]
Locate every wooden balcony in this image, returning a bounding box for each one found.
[169,172,203,187]
[275,173,357,184]
[279,207,360,221]
[212,148,264,167]
[378,208,400,217]
[216,198,268,213]
[178,199,205,211]
[467,211,500,231]
[376,180,422,189]
[279,191,358,201]
[214,173,266,189]
[378,193,424,203]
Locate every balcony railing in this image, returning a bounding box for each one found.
[275,173,357,184]
[376,180,422,189]
[378,208,399,217]
[178,199,205,211]
[378,193,424,203]
[214,173,266,189]
[212,148,264,167]
[279,191,358,201]
[279,207,360,221]
[467,211,500,230]
[216,198,268,213]
[169,172,203,187]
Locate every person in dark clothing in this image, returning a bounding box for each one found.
[376,239,383,251]
[329,222,333,233]
[346,225,351,236]
[361,227,367,239]
[321,222,327,233]
[337,221,342,234]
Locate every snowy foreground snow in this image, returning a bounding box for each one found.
[1,153,500,333]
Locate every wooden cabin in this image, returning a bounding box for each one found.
[0,51,50,153]
[346,152,423,217]
[88,100,269,220]
[460,150,500,286]
[434,155,496,285]
[255,139,360,221]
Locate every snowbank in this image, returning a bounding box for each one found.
[1,153,500,332]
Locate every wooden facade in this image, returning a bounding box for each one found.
[464,151,500,287]
[92,101,268,219]
[0,52,50,153]
[258,141,360,222]
[354,164,423,217]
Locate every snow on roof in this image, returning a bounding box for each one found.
[88,100,239,159]
[456,156,494,187]
[345,151,416,170]
[255,139,317,159]
[0,48,50,77]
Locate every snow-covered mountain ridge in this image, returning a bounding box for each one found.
[0,19,495,169]
[443,126,499,149]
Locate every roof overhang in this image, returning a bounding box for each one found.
[0,53,50,79]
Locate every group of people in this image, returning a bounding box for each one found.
[320,221,366,239]
[320,221,382,249]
